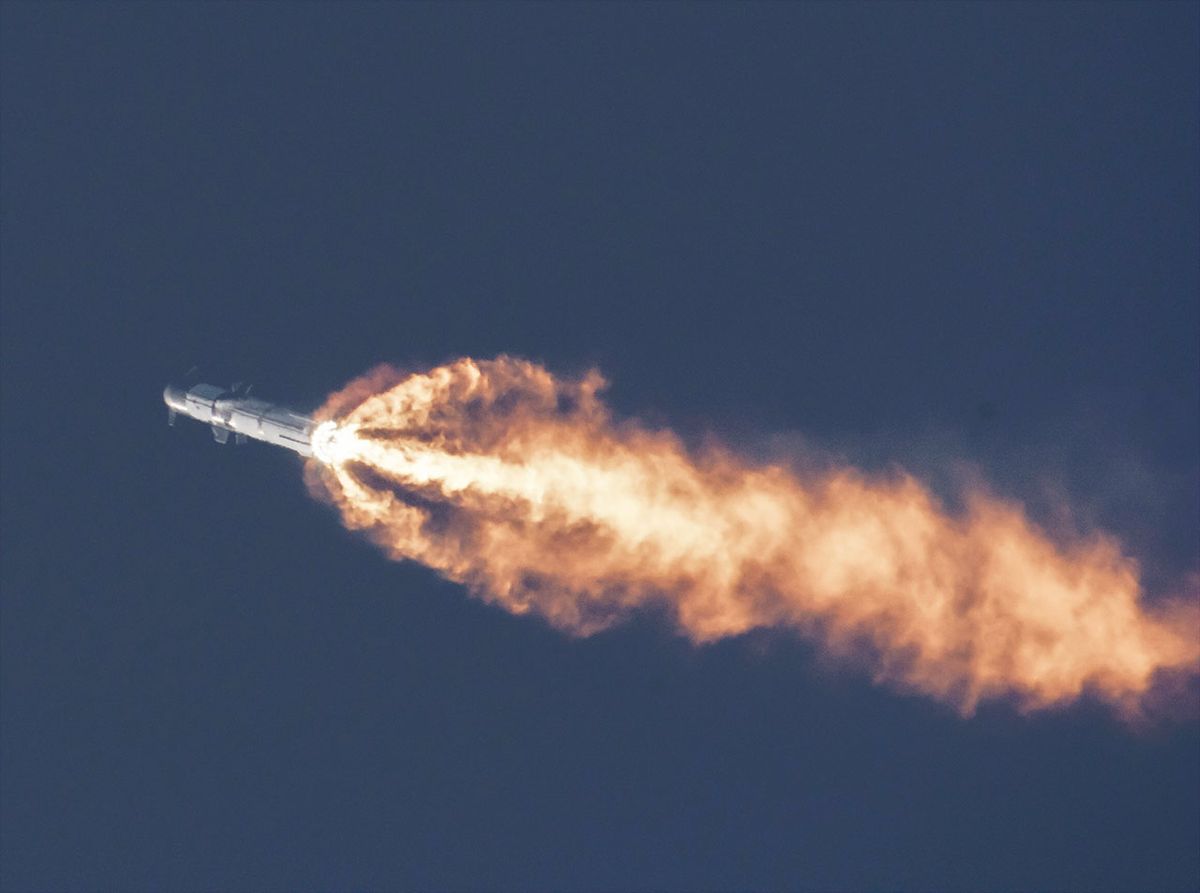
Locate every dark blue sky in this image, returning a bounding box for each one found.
[2,3,1197,891]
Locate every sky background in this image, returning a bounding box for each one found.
[2,3,1198,891]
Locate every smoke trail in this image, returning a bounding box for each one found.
[305,356,1199,716]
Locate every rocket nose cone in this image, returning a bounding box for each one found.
[163,384,188,411]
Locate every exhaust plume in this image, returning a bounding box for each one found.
[306,357,1199,716]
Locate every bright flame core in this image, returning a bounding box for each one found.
[311,420,358,466]
[306,356,1199,717]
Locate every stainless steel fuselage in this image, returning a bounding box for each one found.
[163,383,315,457]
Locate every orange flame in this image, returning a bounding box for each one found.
[306,356,1199,716]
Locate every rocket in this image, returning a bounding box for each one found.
[163,382,318,458]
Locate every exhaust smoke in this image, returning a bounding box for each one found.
[305,356,1199,717]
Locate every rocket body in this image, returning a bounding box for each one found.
[163,383,316,457]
